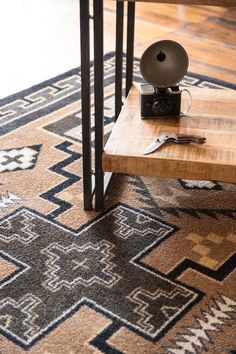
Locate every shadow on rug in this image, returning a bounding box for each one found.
[0,54,236,354]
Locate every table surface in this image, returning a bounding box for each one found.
[103,86,236,183]
[114,0,236,5]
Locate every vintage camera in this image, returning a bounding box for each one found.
[140,84,181,117]
[140,40,189,118]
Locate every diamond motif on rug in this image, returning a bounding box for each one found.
[179,179,222,190]
[0,145,41,173]
[42,241,121,291]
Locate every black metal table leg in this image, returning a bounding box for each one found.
[93,0,105,211]
[80,0,93,210]
[80,1,135,210]
[115,1,124,120]
[126,2,135,97]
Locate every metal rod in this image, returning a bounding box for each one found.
[91,172,113,197]
[93,0,105,211]
[80,0,93,210]
[115,1,124,120]
[103,172,113,195]
[125,2,135,97]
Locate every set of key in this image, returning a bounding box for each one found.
[143,133,207,155]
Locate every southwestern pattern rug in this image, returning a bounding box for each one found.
[0,54,236,354]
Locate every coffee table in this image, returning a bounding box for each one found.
[103,85,236,183]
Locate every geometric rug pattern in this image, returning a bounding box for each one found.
[0,53,235,353]
[0,205,198,348]
[0,145,41,173]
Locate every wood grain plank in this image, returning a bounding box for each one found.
[103,2,236,83]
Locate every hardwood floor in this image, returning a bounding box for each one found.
[0,1,235,99]
[103,2,236,83]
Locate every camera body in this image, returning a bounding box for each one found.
[140,83,181,118]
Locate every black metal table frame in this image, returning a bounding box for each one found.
[79,0,135,210]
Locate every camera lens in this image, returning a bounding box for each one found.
[152,99,172,116]
[156,51,166,62]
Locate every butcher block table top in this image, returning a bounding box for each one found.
[103,86,236,183]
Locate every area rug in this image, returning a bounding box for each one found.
[0,54,236,354]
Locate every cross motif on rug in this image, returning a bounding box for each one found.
[1,154,24,165]
[0,204,199,348]
[0,145,41,173]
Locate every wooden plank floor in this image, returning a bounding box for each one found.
[103,1,236,83]
[0,1,235,98]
